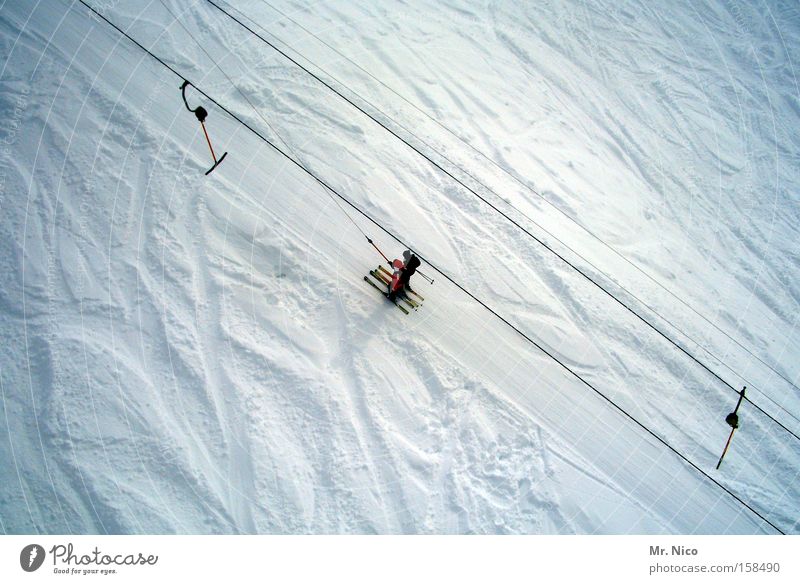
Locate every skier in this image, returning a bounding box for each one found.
[400,249,421,291]
[387,249,420,301]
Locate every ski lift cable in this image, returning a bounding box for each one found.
[220,0,800,429]
[250,0,800,401]
[245,0,800,416]
[76,0,788,535]
[200,0,800,437]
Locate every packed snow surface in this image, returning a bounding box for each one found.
[1,0,798,534]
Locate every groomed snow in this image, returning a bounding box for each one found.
[0,0,798,534]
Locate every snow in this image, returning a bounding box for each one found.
[0,0,798,534]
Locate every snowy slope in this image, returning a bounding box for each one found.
[0,0,798,534]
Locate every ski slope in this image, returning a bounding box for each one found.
[1,0,798,534]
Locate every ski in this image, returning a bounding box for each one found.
[370,268,391,285]
[378,264,425,301]
[363,276,409,314]
[401,295,420,310]
[370,270,417,310]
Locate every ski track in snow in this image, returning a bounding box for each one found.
[0,0,798,533]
